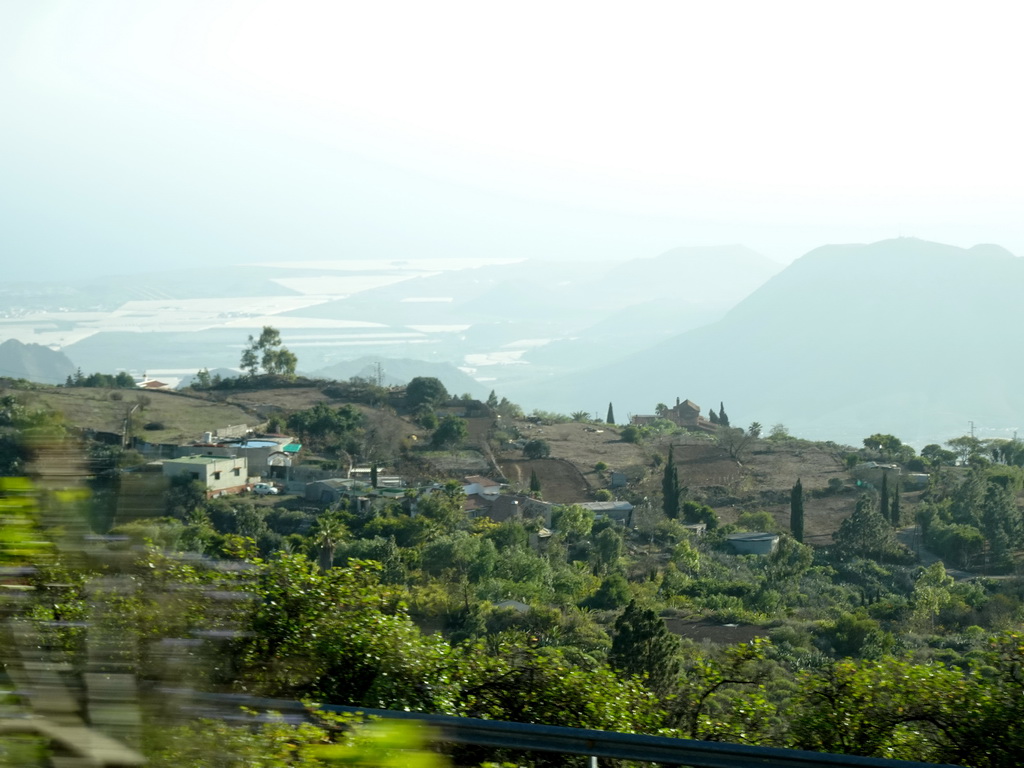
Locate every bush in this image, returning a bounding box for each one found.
[143,421,166,431]
[620,425,641,443]
[523,439,551,459]
[595,461,608,472]
[594,489,613,501]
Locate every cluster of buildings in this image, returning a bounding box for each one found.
[132,421,784,560]
[151,430,301,496]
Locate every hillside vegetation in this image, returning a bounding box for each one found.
[3,373,1024,766]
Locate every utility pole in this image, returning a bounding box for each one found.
[969,420,975,439]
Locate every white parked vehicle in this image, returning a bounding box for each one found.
[252,483,279,496]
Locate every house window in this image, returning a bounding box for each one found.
[213,471,221,481]
[233,468,241,476]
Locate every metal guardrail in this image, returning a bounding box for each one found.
[176,690,963,768]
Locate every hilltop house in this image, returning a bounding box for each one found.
[631,397,714,431]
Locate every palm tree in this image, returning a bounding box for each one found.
[311,513,347,571]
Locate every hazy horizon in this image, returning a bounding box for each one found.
[4,2,1024,280]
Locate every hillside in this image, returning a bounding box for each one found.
[0,339,77,384]
[24,386,255,444]
[510,238,1024,446]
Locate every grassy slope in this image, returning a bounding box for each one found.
[25,387,255,444]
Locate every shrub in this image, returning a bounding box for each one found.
[595,461,608,472]
[620,425,641,443]
[143,421,166,431]
[594,489,613,501]
[523,439,551,459]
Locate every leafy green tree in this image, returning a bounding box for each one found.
[670,639,771,739]
[862,433,906,460]
[922,443,957,466]
[682,500,718,529]
[736,510,776,532]
[592,527,623,574]
[406,377,448,409]
[486,389,499,408]
[233,556,455,709]
[241,326,297,377]
[551,504,594,539]
[708,409,720,425]
[522,439,550,459]
[584,573,631,609]
[431,415,467,449]
[910,561,954,630]
[787,656,969,761]
[606,402,615,425]
[608,600,682,695]
[790,478,804,543]
[287,403,363,455]
[947,435,984,466]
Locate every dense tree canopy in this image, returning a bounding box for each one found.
[406,377,448,409]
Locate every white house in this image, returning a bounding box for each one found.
[161,455,249,497]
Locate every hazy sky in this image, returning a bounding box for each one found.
[3,1,1023,279]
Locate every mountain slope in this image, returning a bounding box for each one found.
[0,339,77,385]
[510,239,1024,445]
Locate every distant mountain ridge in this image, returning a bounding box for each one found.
[509,238,1024,445]
[0,339,77,385]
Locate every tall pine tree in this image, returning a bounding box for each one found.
[606,402,615,425]
[790,477,804,543]
[718,402,730,427]
[662,445,680,519]
[529,469,542,494]
[891,482,901,526]
[608,600,682,695]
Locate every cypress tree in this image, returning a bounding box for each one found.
[880,472,890,525]
[606,402,615,425]
[891,482,901,526]
[708,409,720,425]
[719,402,730,427]
[662,445,680,519]
[529,469,542,494]
[790,478,804,543]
